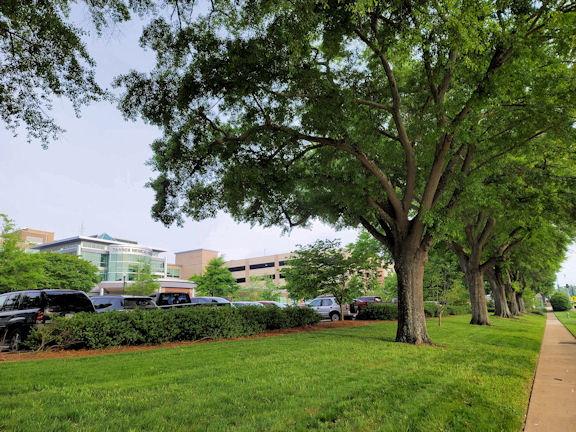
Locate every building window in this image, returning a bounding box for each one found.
[249,262,275,270]
[235,278,246,283]
[82,251,107,269]
[82,241,106,250]
[167,268,180,278]
[278,261,286,266]
[228,266,246,272]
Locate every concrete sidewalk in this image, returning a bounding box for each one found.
[524,311,576,431]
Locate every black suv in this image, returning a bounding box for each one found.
[0,289,96,351]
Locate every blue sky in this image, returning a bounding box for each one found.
[0,6,574,284]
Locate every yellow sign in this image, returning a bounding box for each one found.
[571,296,576,302]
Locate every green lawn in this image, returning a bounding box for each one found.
[555,309,576,338]
[0,314,545,432]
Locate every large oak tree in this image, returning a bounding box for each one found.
[118,0,576,344]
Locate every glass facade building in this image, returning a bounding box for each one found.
[31,234,167,282]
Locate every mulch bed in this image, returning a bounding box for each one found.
[0,320,378,363]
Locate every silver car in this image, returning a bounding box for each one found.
[307,296,357,321]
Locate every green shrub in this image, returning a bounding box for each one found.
[444,305,471,315]
[26,306,322,350]
[356,303,398,320]
[356,303,471,321]
[550,292,571,311]
[424,303,441,317]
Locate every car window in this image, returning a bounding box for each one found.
[46,292,94,313]
[0,294,8,310]
[322,299,333,306]
[19,291,42,309]
[2,292,22,311]
[124,298,156,309]
[308,299,321,306]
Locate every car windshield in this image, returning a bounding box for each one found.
[46,292,94,313]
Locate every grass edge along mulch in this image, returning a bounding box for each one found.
[0,314,545,432]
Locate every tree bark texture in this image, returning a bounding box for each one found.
[465,269,491,325]
[487,267,513,318]
[516,291,527,314]
[393,247,432,345]
[506,281,520,315]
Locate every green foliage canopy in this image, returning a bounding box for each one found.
[283,239,365,306]
[190,257,239,297]
[0,214,43,293]
[0,0,152,145]
[32,252,101,293]
[117,0,576,342]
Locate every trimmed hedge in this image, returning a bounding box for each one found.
[24,306,321,350]
[357,303,471,320]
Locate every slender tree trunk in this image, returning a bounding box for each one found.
[487,266,513,318]
[393,246,432,345]
[465,268,491,325]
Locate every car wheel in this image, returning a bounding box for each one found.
[330,312,340,321]
[8,329,23,352]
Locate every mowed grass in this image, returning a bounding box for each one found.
[0,314,544,432]
[555,309,576,338]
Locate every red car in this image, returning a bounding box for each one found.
[354,296,383,311]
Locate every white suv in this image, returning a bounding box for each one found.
[307,296,357,321]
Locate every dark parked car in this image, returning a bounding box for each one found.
[149,292,191,306]
[354,296,383,311]
[0,289,96,351]
[91,295,158,312]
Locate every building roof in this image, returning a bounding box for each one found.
[31,235,167,253]
[175,248,219,255]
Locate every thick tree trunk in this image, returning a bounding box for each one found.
[465,268,491,325]
[487,267,513,318]
[506,283,520,315]
[516,291,527,314]
[394,248,432,345]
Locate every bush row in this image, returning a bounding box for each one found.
[25,306,321,350]
[357,303,472,320]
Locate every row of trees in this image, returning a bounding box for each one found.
[113,0,576,344]
[3,1,575,344]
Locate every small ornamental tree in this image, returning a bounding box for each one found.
[125,259,160,296]
[550,291,571,312]
[283,239,366,321]
[33,253,101,293]
[190,257,239,297]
